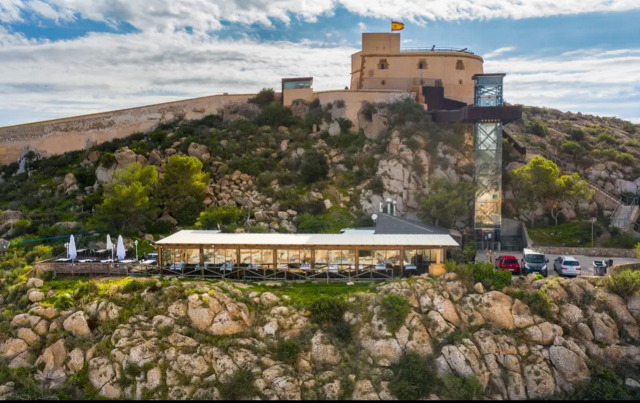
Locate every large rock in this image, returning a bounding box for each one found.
[476,292,515,330]
[16,328,38,345]
[35,339,67,375]
[549,346,589,383]
[511,299,534,329]
[188,143,211,162]
[88,357,121,399]
[0,338,28,359]
[272,376,302,400]
[352,380,380,400]
[114,148,138,168]
[63,311,91,336]
[591,312,619,345]
[26,278,43,288]
[523,361,555,399]
[311,331,341,365]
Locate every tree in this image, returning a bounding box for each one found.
[196,206,240,230]
[300,149,329,184]
[548,173,594,226]
[418,178,475,227]
[92,162,158,233]
[509,156,559,228]
[248,88,275,107]
[156,156,209,225]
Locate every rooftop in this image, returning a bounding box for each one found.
[155,231,458,248]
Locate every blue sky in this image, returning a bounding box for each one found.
[1,1,639,126]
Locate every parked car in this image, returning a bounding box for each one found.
[553,256,581,277]
[495,255,521,275]
[521,248,549,277]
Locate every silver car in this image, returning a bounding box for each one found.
[553,256,581,277]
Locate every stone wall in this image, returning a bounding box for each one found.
[0,93,253,165]
[537,246,637,258]
[609,262,640,275]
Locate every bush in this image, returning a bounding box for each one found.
[248,88,275,108]
[617,152,637,166]
[573,367,639,400]
[254,102,299,128]
[604,269,640,298]
[308,296,348,325]
[405,137,421,151]
[512,289,554,321]
[622,121,637,134]
[380,294,411,334]
[389,353,439,400]
[218,368,258,400]
[527,120,547,137]
[448,263,475,288]
[598,132,617,144]
[368,176,384,194]
[100,152,116,168]
[463,244,477,263]
[274,339,301,365]
[472,262,512,290]
[196,206,240,229]
[441,374,484,400]
[121,280,146,294]
[300,149,329,184]
[570,128,585,141]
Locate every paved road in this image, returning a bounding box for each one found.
[475,251,640,277]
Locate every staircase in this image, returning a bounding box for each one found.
[502,126,640,236]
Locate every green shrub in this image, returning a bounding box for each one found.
[248,88,275,108]
[405,137,420,151]
[441,374,484,400]
[218,368,258,400]
[122,280,147,294]
[449,263,475,288]
[463,244,477,263]
[573,367,639,400]
[617,152,637,166]
[254,102,299,128]
[100,152,116,168]
[389,353,439,400]
[380,294,411,334]
[300,149,329,184]
[622,121,637,134]
[471,262,511,290]
[368,176,384,194]
[598,132,617,144]
[308,296,348,325]
[330,321,353,345]
[604,269,640,298]
[274,339,302,365]
[527,120,547,137]
[196,206,240,229]
[512,289,554,321]
[334,99,346,109]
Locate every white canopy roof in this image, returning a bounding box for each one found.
[156,230,458,247]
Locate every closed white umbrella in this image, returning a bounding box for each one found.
[106,234,114,261]
[69,235,77,262]
[116,235,126,261]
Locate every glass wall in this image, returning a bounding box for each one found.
[203,248,236,266]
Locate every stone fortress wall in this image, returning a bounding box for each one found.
[0,90,411,166]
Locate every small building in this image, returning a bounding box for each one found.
[154,229,457,280]
[281,77,313,107]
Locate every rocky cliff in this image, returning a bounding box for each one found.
[0,272,639,400]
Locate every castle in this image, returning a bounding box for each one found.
[0,33,484,166]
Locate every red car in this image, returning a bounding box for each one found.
[495,255,521,275]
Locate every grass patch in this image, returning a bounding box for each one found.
[511,289,554,321]
[441,374,484,400]
[603,269,640,299]
[274,339,302,365]
[528,221,603,248]
[217,368,259,400]
[308,296,348,325]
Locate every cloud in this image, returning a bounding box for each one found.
[358,21,366,31]
[486,49,640,121]
[483,46,516,59]
[4,1,640,32]
[0,29,356,125]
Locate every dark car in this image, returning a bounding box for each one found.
[495,255,521,275]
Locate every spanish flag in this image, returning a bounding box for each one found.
[391,21,404,31]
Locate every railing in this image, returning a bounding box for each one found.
[610,218,640,235]
[401,47,474,54]
[34,262,431,281]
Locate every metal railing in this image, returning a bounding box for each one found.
[401,47,474,54]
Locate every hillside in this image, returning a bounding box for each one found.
[0,266,639,399]
[0,95,476,258]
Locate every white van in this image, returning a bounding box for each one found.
[522,248,549,277]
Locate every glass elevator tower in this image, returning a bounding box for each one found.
[472,74,506,249]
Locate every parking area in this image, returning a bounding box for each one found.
[475,251,640,277]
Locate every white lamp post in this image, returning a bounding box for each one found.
[591,217,597,248]
[134,240,139,261]
[65,242,69,258]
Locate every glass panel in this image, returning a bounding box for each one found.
[316,250,328,267]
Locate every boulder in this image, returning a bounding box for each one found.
[63,311,91,336]
[28,290,45,303]
[16,328,38,345]
[26,278,43,288]
[311,331,341,365]
[88,357,121,399]
[62,173,78,194]
[0,338,28,359]
[549,346,590,383]
[352,379,380,400]
[511,299,534,329]
[476,292,515,330]
[272,376,302,400]
[221,102,260,122]
[188,143,211,162]
[114,148,138,168]
[591,312,619,345]
[523,361,555,399]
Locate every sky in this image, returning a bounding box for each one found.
[1,1,640,126]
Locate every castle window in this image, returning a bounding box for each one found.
[378,59,389,70]
[381,80,386,85]
[459,79,463,84]
[417,59,427,69]
[456,60,465,70]
[368,69,374,77]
